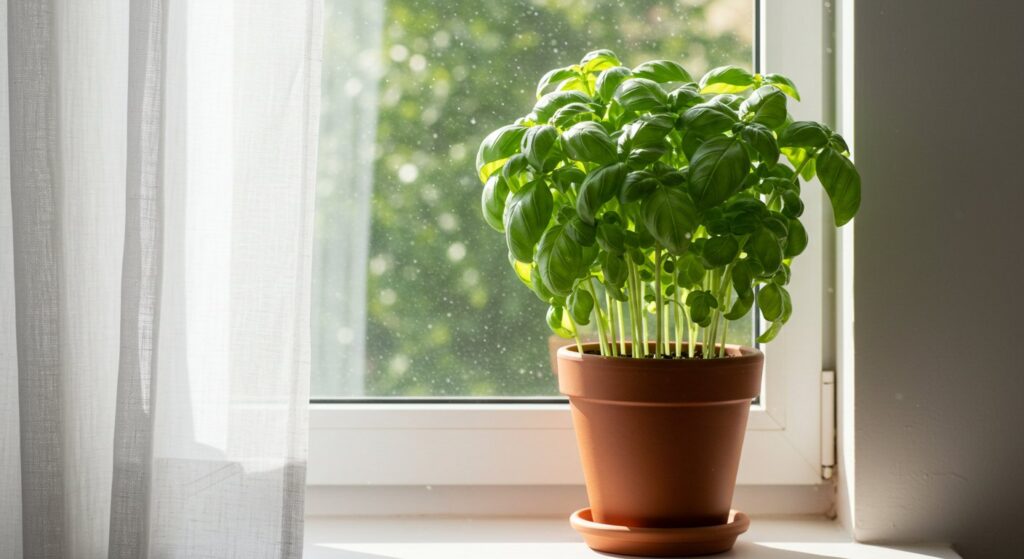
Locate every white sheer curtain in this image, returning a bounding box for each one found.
[0,0,322,557]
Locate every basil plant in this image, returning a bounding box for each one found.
[476,50,860,359]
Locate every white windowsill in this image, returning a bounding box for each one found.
[304,515,959,559]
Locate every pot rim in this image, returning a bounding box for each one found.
[557,342,762,370]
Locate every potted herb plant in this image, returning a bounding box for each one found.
[476,50,859,557]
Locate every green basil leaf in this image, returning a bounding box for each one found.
[702,236,739,267]
[565,216,596,246]
[784,217,808,258]
[632,60,693,84]
[763,72,801,100]
[756,320,784,343]
[595,224,624,257]
[509,254,532,287]
[562,121,618,165]
[536,67,577,99]
[550,102,596,128]
[748,227,783,275]
[613,78,668,114]
[481,174,510,232]
[600,251,628,286]
[580,49,621,73]
[500,153,530,186]
[731,259,754,298]
[536,224,590,297]
[676,253,706,288]
[619,171,656,204]
[530,263,562,304]
[521,125,559,170]
[476,124,526,182]
[577,162,627,224]
[547,305,574,337]
[641,187,699,255]
[699,65,756,94]
[503,180,553,262]
[739,123,780,165]
[595,66,632,102]
[667,83,702,112]
[689,136,750,209]
[626,145,668,166]
[532,90,591,124]
[781,190,804,218]
[740,85,788,129]
[724,289,754,320]
[681,100,739,137]
[685,290,718,326]
[779,121,829,149]
[816,147,861,226]
[551,166,586,193]
[618,113,675,150]
[568,288,595,325]
[758,282,784,322]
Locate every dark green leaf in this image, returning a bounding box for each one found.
[594,225,623,256]
[501,153,530,184]
[476,124,526,182]
[619,171,657,206]
[699,65,756,94]
[702,236,739,267]
[681,100,739,137]
[536,224,591,296]
[562,121,618,165]
[740,85,788,129]
[740,123,780,164]
[731,259,754,298]
[668,84,702,111]
[724,289,754,320]
[618,113,675,150]
[641,187,699,255]
[779,121,829,149]
[600,251,628,286]
[632,60,692,83]
[481,174,510,232]
[781,190,804,218]
[565,217,596,246]
[677,253,706,288]
[576,162,627,224]
[689,136,751,209]
[748,227,783,274]
[816,147,861,226]
[686,290,718,326]
[784,218,808,258]
[613,78,668,114]
[503,180,553,262]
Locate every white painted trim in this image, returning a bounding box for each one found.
[307,0,836,511]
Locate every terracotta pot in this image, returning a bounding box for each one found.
[556,342,763,529]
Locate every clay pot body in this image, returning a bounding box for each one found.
[556,342,763,529]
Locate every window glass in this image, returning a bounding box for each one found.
[314,0,755,397]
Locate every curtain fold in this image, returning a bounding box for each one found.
[1,0,322,557]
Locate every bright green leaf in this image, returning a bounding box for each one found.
[699,65,756,94]
[740,85,788,129]
[481,174,510,232]
[595,66,632,102]
[763,73,801,100]
[632,59,692,83]
[613,78,668,114]
[562,121,618,165]
[476,124,526,182]
[536,67,577,99]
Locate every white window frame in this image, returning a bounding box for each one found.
[308,0,836,510]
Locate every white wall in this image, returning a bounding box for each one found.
[851,2,1024,558]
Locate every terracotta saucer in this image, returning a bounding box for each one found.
[569,508,750,557]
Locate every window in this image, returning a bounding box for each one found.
[313,0,755,398]
[309,0,835,503]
